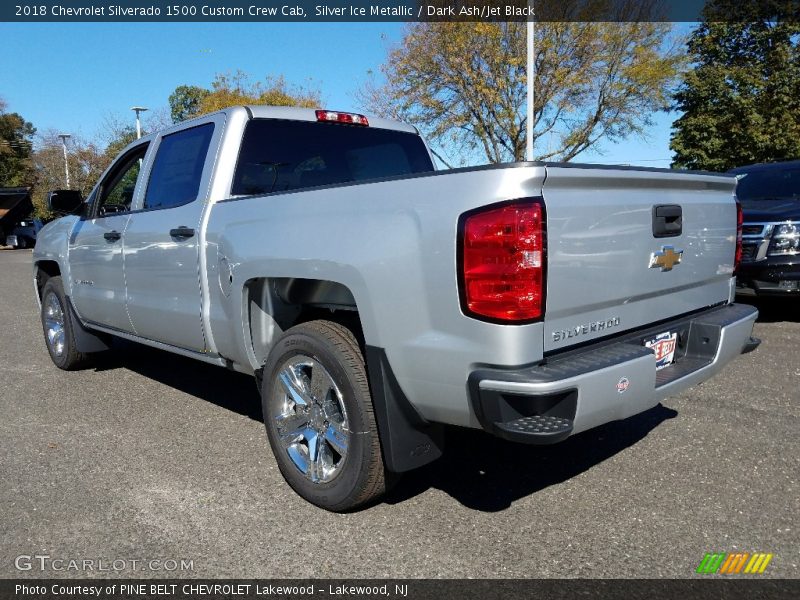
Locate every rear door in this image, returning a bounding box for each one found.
[123,119,220,352]
[542,165,737,353]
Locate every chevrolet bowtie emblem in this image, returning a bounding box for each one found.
[649,245,683,271]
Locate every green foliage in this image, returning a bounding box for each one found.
[103,126,137,159]
[31,196,51,221]
[168,71,321,124]
[671,1,800,171]
[359,14,683,166]
[169,85,210,123]
[0,99,36,186]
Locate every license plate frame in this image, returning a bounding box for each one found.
[644,331,678,371]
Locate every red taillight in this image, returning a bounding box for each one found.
[460,199,545,322]
[734,198,743,272]
[315,109,369,126]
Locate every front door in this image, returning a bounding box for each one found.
[123,122,216,352]
[68,142,149,331]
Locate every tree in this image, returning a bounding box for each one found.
[0,98,36,186]
[31,131,109,218]
[169,71,321,123]
[671,1,800,171]
[359,18,683,166]
[98,114,138,158]
[30,115,149,219]
[169,85,210,123]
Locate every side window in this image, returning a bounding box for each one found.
[144,123,215,210]
[96,144,148,217]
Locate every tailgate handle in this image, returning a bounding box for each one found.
[653,205,682,238]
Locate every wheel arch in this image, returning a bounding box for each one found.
[245,276,365,369]
[33,260,62,302]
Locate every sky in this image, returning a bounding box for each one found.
[1,21,693,168]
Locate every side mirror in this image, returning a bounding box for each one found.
[47,190,84,216]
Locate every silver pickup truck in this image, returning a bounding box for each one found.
[33,106,759,511]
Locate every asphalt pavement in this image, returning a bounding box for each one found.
[1,248,797,578]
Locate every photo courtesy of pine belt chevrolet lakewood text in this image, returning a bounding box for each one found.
[32,106,760,511]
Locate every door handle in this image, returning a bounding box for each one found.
[169,226,195,239]
[103,230,121,242]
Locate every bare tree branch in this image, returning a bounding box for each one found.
[357,11,684,165]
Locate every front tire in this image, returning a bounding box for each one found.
[40,276,89,370]
[261,320,387,511]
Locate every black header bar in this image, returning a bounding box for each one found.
[4,1,800,23]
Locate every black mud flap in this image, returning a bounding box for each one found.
[65,297,111,353]
[365,346,444,473]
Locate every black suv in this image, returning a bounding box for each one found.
[6,218,43,249]
[729,160,800,295]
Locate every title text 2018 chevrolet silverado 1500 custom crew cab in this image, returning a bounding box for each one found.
[33,106,760,511]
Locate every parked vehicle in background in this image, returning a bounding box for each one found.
[6,218,43,249]
[0,187,34,247]
[32,105,759,511]
[729,160,800,295]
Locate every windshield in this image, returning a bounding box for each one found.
[734,166,800,201]
[231,119,434,196]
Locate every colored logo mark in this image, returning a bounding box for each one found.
[696,552,774,574]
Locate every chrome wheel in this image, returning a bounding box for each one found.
[271,355,349,483]
[43,292,66,357]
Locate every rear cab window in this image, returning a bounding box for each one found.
[144,123,215,210]
[231,119,434,196]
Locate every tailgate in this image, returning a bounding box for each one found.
[542,165,737,353]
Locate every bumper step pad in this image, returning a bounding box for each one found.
[494,415,574,443]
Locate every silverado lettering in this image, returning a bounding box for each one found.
[552,317,621,342]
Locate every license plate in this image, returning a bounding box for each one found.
[645,331,677,370]
[778,280,799,290]
[5,235,17,246]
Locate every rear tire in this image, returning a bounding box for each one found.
[261,320,387,511]
[40,276,90,370]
